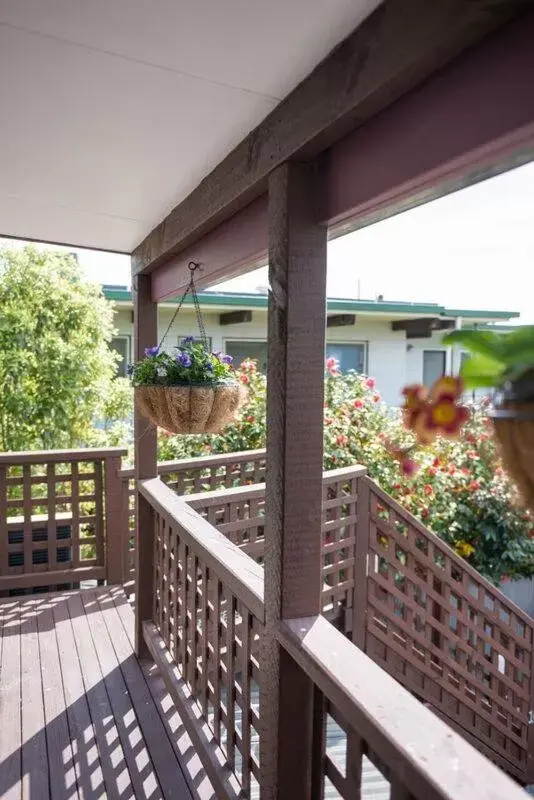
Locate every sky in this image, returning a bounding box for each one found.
[3,159,534,321]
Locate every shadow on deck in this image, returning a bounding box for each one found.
[0,587,213,800]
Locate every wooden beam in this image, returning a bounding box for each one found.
[324,9,534,235]
[133,0,525,276]
[327,314,356,328]
[219,310,252,326]
[134,273,158,658]
[260,163,327,799]
[151,196,267,302]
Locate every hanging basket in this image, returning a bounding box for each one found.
[136,382,246,434]
[490,378,534,513]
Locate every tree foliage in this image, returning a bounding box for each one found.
[0,246,119,450]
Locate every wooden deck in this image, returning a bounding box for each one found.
[0,586,211,800]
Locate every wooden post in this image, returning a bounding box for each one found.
[134,273,158,657]
[104,454,124,585]
[261,161,327,799]
[352,474,370,650]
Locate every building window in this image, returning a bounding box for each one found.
[110,336,130,377]
[225,340,268,373]
[423,350,446,386]
[326,343,366,373]
[176,335,212,350]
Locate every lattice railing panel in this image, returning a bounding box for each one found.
[153,506,262,797]
[188,467,364,628]
[0,454,109,592]
[121,450,267,587]
[363,477,534,781]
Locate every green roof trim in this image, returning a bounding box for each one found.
[102,286,518,320]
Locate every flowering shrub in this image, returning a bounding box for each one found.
[130,338,235,386]
[156,360,534,583]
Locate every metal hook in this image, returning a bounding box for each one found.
[188,261,200,273]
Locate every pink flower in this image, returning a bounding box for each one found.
[372,394,381,403]
[326,357,340,376]
[423,484,433,496]
[336,434,349,446]
[468,480,481,491]
[353,399,364,409]
[365,377,376,390]
[401,458,419,476]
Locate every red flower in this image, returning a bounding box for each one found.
[365,377,376,390]
[246,415,255,423]
[240,374,250,385]
[353,399,364,409]
[421,508,430,519]
[432,457,440,467]
[468,480,481,491]
[428,467,437,477]
[461,467,471,476]
[423,484,433,496]
[336,434,349,447]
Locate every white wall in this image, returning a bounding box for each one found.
[112,305,462,407]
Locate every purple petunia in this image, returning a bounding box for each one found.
[126,363,134,376]
[221,354,233,364]
[144,346,160,357]
[182,336,195,345]
[176,352,192,367]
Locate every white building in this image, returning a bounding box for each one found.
[105,286,518,407]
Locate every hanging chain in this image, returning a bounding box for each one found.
[157,261,208,352]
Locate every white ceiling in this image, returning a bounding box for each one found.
[0,0,382,253]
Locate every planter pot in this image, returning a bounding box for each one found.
[136,382,246,434]
[490,372,534,512]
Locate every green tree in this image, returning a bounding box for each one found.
[0,246,120,450]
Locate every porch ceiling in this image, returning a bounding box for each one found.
[0,0,381,253]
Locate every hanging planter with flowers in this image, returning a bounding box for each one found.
[441,326,534,512]
[130,263,246,434]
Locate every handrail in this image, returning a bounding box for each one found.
[0,447,127,465]
[278,614,525,800]
[119,448,267,479]
[139,477,265,620]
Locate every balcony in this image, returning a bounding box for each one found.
[0,447,528,799]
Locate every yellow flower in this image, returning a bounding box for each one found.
[454,541,475,558]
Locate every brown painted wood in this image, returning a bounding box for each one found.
[0,447,127,465]
[352,474,370,649]
[52,592,106,797]
[35,596,80,800]
[134,272,158,656]
[0,600,22,800]
[95,589,192,799]
[324,10,534,237]
[143,620,243,800]
[132,0,526,277]
[104,455,124,584]
[20,599,50,800]
[66,591,132,800]
[280,614,526,800]
[261,162,327,799]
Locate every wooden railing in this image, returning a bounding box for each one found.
[360,477,534,783]
[139,476,525,800]
[187,465,365,628]
[120,450,266,587]
[0,447,126,594]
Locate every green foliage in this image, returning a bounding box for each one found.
[443,326,534,389]
[158,361,534,584]
[131,339,235,386]
[0,246,119,450]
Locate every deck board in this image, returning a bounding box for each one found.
[0,588,194,800]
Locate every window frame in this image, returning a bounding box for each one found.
[422,348,446,385]
[325,340,368,374]
[110,334,131,377]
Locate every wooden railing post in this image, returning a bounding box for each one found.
[352,473,370,650]
[104,454,124,585]
[134,273,158,657]
[261,161,327,799]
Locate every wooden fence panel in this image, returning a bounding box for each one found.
[0,448,126,594]
[362,476,533,782]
